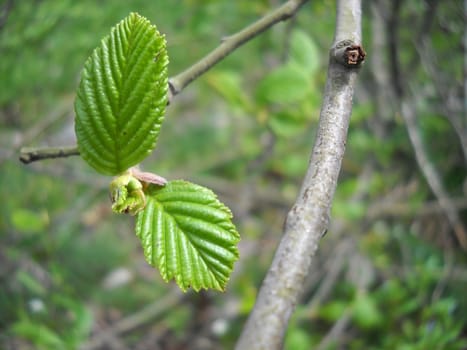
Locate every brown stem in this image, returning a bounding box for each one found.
[19,146,80,164]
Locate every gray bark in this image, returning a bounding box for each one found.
[235,0,363,348]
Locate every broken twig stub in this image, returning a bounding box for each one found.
[331,40,366,68]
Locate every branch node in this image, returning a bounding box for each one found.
[331,40,366,68]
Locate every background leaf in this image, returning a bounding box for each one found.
[289,29,320,74]
[74,12,168,175]
[136,180,240,291]
[255,63,311,104]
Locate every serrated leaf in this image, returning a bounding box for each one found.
[75,12,168,175]
[256,63,310,104]
[135,180,240,291]
[289,30,320,74]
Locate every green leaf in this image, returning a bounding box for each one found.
[206,70,250,109]
[135,180,240,291]
[289,30,320,74]
[74,12,168,175]
[285,328,312,350]
[11,208,49,233]
[318,301,348,322]
[268,111,308,138]
[256,63,310,104]
[352,292,383,329]
[12,321,65,349]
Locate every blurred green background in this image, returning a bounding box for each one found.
[1,0,466,349]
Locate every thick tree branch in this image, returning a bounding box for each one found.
[19,0,309,164]
[235,1,364,349]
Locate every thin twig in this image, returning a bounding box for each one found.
[306,239,353,311]
[168,0,309,100]
[0,0,13,31]
[367,196,467,219]
[401,101,467,250]
[386,0,467,249]
[19,145,80,164]
[19,0,309,164]
[387,0,403,98]
[8,96,74,165]
[80,288,185,350]
[413,39,467,162]
[315,309,352,350]
[316,253,374,350]
[431,222,454,302]
[464,0,467,132]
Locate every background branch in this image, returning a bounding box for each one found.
[235,0,364,348]
[386,0,467,249]
[19,145,79,164]
[80,288,184,350]
[401,101,467,249]
[19,0,309,164]
[168,0,308,100]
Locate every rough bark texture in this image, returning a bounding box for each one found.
[235,1,363,349]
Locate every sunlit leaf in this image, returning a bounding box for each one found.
[136,180,240,291]
[75,12,168,175]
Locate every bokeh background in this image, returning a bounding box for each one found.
[1,0,466,349]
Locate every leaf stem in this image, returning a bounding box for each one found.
[19,0,309,164]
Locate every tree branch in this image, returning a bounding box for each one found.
[0,0,14,31]
[168,0,308,100]
[19,0,309,164]
[19,145,80,164]
[235,0,364,348]
[80,288,184,350]
[401,101,467,250]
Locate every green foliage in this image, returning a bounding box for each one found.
[10,294,92,350]
[2,0,466,349]
[73,13,240,292]
[256,29,319,106]
[136,180,240,291]
[254,29,322,140]
[74,12,168,175]
[351,291,383,329]
[284,231,467,350]
[289,29,320,74]
[256,63,311,105]
[11,209,49,234]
